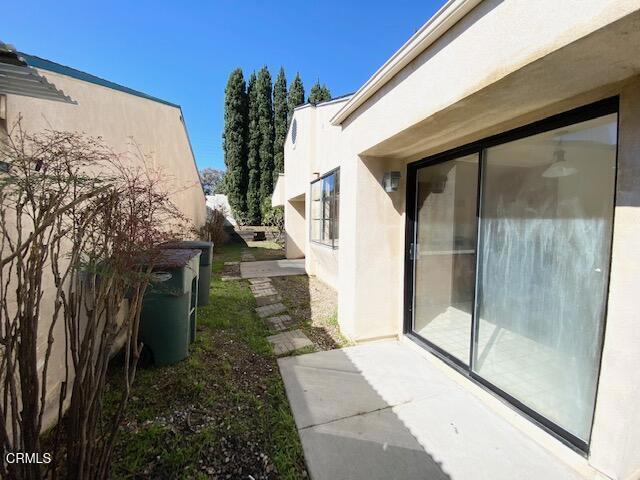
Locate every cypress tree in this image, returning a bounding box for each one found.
[256,66,275,203]
[273,67,288,182]
[222,68,248,218]
[246,72,262,225]
[308,80,332,104]
[287,73,305,125]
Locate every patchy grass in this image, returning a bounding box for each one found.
[106,239,307,479]
[245,240,286,261]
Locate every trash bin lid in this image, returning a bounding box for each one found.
[135,248,201,270]
[161,240,213,265]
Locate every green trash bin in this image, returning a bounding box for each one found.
[138,249,201,366]
[161,240,213,306]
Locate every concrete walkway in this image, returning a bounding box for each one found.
[278,341,589,480]
[240,258,305,279]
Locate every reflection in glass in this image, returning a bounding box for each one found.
[413,155,479,364]
[473,114,617,441]
[311,170,340,247]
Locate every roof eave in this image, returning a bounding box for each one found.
[330,0,483,126]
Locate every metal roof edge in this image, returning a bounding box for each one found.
[20,53,181,109]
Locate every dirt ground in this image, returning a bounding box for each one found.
[271,275,351,351]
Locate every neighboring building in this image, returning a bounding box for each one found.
[274,1,640,478]
[1,48,206,428]
[206,194,237,226]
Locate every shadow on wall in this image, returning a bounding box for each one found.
[286,199,306,259]
[279,344,452,480]
[361,156,407,216]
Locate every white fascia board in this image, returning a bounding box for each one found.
[330,0,483,125]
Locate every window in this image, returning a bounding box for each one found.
[311,169,339,248]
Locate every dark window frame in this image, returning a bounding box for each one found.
[403,96,620,455]
[310,167,340,249]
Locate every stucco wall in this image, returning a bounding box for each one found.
[284,98,349,291]
[281,1,640,477]
[342,0,640,157]
[4,68,206,429]
[589,81,640,480]
[7,69,205,224]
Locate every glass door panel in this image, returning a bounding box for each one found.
[413,154,479,365]
[473,113,617,441]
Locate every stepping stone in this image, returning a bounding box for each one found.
[221,276,241,281]
[250,284,278,297]
[256,302,286,318]
[268,329,313,355]
[248,277,271,285]
[241,253,256,262]
[265,314,296,332]
[224,261,239,266]
[249,283,274,292]
[255,294,282,307]
[252,289,279,298]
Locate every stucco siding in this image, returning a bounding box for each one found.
[4,68,205,429]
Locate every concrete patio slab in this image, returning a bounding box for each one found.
[278,341,588,480]
[278,342,455,429]
[268,329,313,355]
[241,259,305,279]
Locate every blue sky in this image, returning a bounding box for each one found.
[4,0,445,170]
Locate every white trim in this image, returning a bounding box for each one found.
[330,0,483,125]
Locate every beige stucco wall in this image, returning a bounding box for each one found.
[6,69,205,224]
[283,1,640,477]
[4,68,206,429]
[589,81,640,480]
[283,98,350,291]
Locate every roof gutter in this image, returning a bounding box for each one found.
[330,0,483,126]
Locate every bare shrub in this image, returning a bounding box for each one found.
[0,120,189,479]
[261,199,284,245]
[196,207,228,245]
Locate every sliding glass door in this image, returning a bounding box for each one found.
[412,155,478,365]
[407,101,618,447]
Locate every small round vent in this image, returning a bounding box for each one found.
[291,118,298,144]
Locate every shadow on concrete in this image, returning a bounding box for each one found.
[278,343,451,480]
[278,341,588,480]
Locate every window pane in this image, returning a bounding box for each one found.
[474,113,617,441]
[413,154,479,365]
[311,171,339,245]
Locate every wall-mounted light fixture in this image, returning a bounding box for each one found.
[382,171,401,192]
